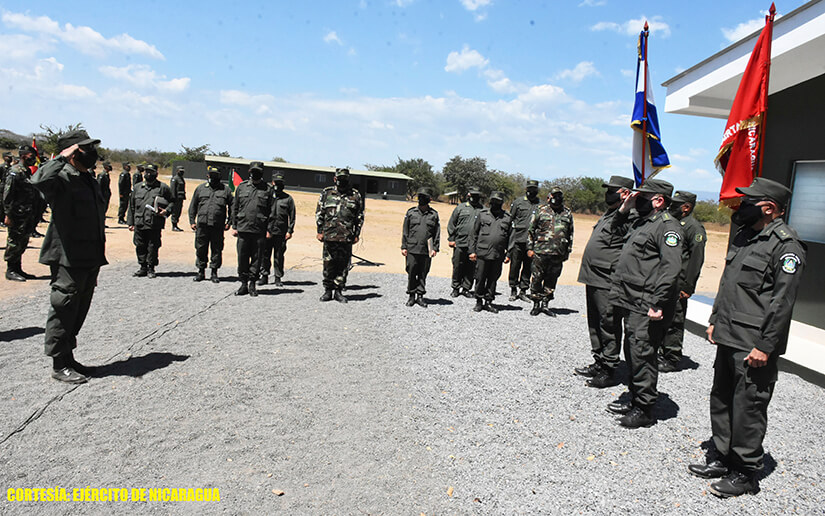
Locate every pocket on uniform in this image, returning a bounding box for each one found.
[737,254,769,289]
[730,312,762,329]
[50,284,77,311]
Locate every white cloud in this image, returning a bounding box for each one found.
[444,45,488,72]
[556,61,600,83]
[591,15,671,38]
[220,90,276,107]
[99,64,190,92]
[323,31,343,45]
[1,11,164,59]
[460,0,492,10]
[579,0,606,6]
[0,57,95,100]
[720,12,780,43]
[0,34,54,61]
[620,68,635,78]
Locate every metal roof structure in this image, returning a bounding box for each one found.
[205,155,413,181]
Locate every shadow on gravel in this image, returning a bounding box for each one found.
[344,284,379,291]
[653,392,679,422]
[677,355,701,371]
[548,307,579,315]
[423,298,453,305]
[0,326,45,342]
[154,271,198,278]
[257,288,304,295]
[496,304,524,311]
[92,352,189,378]
[282,280,317,286]
[346,292,383,301]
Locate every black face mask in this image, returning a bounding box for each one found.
[250,171,263,182]
[418,196,430,206]
[731,199,764,227]
[526,189,538,199]
[337,177,349,188]
[469,195,481,205]
[490,200,503,211]
[274,182,284,191]
[668,203,685,219]
[208,173,221,184]
[605,191,621,205]
[77,148,98,169]
[144,171,158,182]
[22,155,37,167]
[636,196,655,217]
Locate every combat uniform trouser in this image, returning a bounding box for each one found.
[102,196,110,219]
[171,200,183,226]
[4,219,31,264]
[586,285,622,372]
[661,296,688,364]
[474,258,503,301]
[44,264,99,361]
[237,231,266,282]
[260,234,287,280]
[406,253,431,295]
[530,254,564,301]
[134,228,162,268]
[323,241,352,290]
[451,246,475,291]
[710,345,776,474]
[195,224,224,270]
[508,242,532,291]
[118,195,129,221]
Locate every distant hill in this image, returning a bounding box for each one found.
[0,128,30,148]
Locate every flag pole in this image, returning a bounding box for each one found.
[756,3,775,178]
[641,21,649,184]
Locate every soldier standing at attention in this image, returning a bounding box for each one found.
[97,161,112,221]
[232,161,271,296]
[127,164,173,278]
[260,173,296,286]
[401,187,440,308]
[31,130,106,384]
[170,165,186,232]
[660,190,707,372]
[526,187,574,316]
[607,179,682,429]
[3,145,40,281]
[0,151,12,227]
[469,191,512,313]
[508,179,541,302]
[189,166,233,283]
[117,163,131,224]
[133,164,144,187]
[447,186,482,298]
[575,176,635,388]
[316,167,364,303]
[688,178,805,498]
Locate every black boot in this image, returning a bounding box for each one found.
[406,294,416,307]
[518,289,531,302]
[574,363,601,377]
[133,267,148,277]
[333,289,348,303]
[5,262,26,282]
[688,460,729,479]
[473,298,484,312]
[194,269,205,282]
[450,288,460,298]
[530,301,541,316]
[257,275,268,286]
[210,269,220,283]
[709,471,759,498]
[147,267,156,279]
[248,280,258,297]
[619,406,655,428]
[273,277,284,287]
[509,287,518,301]
[235,281,249,296]
[483,300,499,314]
[607,401,633,415]
[416,294,428,308]
[51,356,87,384]
[320,290,333,302]
[586,369,618,388]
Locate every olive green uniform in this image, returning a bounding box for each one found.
[3,164,39,267]
[170,174,186,226]
[261,190,296,282]
[447,200,482,292]
[127,179,173,270]
[117,170,131,222]
[708,218,805,475]
[189,181,233,270]
[97,170,111,216]
[508,195,540,292]
[401,205,440,295]
[232,180,272,282]
[0,160,11,222]
[315,185,364,291]
[527,204,573,302]
[469,208,512,301]
[30,158,107,362]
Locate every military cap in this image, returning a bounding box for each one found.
[2,151,12,158]
[526,180,539,188]
[736,177,792,208]
[122,162,131,167]
[273,173,285,182]
[489,190,505,201]
[137,164,145,170]
[672,190,697,205]
[176,165,185,171]
[335,167,350,177]
[417,187,432,198]
[57,129,100,152]
[468,185,482,195]
[634,178,673,197]
[603,175,635,189]
[144,164,158,172]
[550,187,563,195]
[249,161,264,172]
[207,166,220,173]
[18,144,36,155]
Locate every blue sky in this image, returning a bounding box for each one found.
[0,0,806,197]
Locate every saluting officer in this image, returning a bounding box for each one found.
[660,190,707,372]
[447,186,482,298]
[3,145,40,281]
[315,167,364,303]
[401,187,440,308]
[607,179,682,428]
[469,190,512,313]
[260,173,296,286]
[189,166,233,283]
[232,161,272,296]
[526,187,574,316]
[170,165,186,232]
[688,178,805,498]
[508,179,541,301]
[575,176,635,388]
[117,163,132,224]
[127,164,173,278]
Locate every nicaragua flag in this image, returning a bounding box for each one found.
[631,28,670,187]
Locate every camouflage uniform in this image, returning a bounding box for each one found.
[316,181,364,292]
[527,203,574,303]
[3,163,39,272]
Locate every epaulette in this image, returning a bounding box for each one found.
[661,212,671,221]
[772,222,796,242]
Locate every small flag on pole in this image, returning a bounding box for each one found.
[229,168,242,192]
[631,22,670,187]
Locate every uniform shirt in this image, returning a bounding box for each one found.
[97,170,111,201]
[189,181,233,227]
[315,185,364,243]
[578,207,636,289]
[0,162,10,192]
[447,201,482,248]
[118,171,131,195]
[3,163,38,221]
[509,195,541,244]
[127,179,174,230]
[610,210,683,314]
[527,204,574,256]
[676,214,707,295]
[30,157,107,268]
[402,205,440,255]
[170,174,186,200]
[133,172,143,185]
[232,180,272,234]
[268,189,296,237]
[709,218,806,356]
[470,208,512,261]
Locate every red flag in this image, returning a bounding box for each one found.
[715,4,775,207]
[30,136,40,172]
[230,168,242,192]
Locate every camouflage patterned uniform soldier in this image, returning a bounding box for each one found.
[607,179,683,429]
[660,190,707,372]
[189,166,233,283]
[260,173,296,286]
[232,161,272,297]
[401,187,440,308]
[0,151,13,226]
[117,163,132,224]
[127,164,173,278]
[447,186,482,298]
[316,168,364,303]
[469,191,512,313]
[97,161,112,219]
[508,180,541,301]
[526,188,574,316]
[3,145,40,281]
[169,166,186,231]
[575,176,635,388]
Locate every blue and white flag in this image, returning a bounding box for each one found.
[631,27,670,187]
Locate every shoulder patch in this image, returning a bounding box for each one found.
[780,253,800,274]
[695,234,704,242]
[664,230,681,247]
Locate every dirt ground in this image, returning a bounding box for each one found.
[0,174,729,300]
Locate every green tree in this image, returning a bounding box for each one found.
[396,158,439,198]
[442,156,493,199]
[37,123,84,156]
[693,200,731,225]
[180,144,211,162]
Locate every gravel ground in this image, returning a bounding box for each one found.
[0,263,823,515]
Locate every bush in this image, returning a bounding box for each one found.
[692,200,731,225]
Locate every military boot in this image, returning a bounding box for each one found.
[416,294,428,308]
[618,406,655,428]
[607,401,633,415]
[509,287,518,301]
[483,301,499,314]
[257,275,268,286]
[406,294,416,307]
[147,267,156,279]
[688,460,729,479]
[235,281,249,296]
[5,262,26,281]
[574,363,601,377]
[172,224,183,232]
[473,298,484,312]
[518,289,531,302]
[333,289,348,304]
[709,471,759,498]
[320,290,333,302]
[210,268,220,283]
[273,277,284,287]
[133,267,148,277]
[587,369,618,388]
[248,280,258,297]
[530,301,541,316]
[193,269,206,282]
[450,288,460,298]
